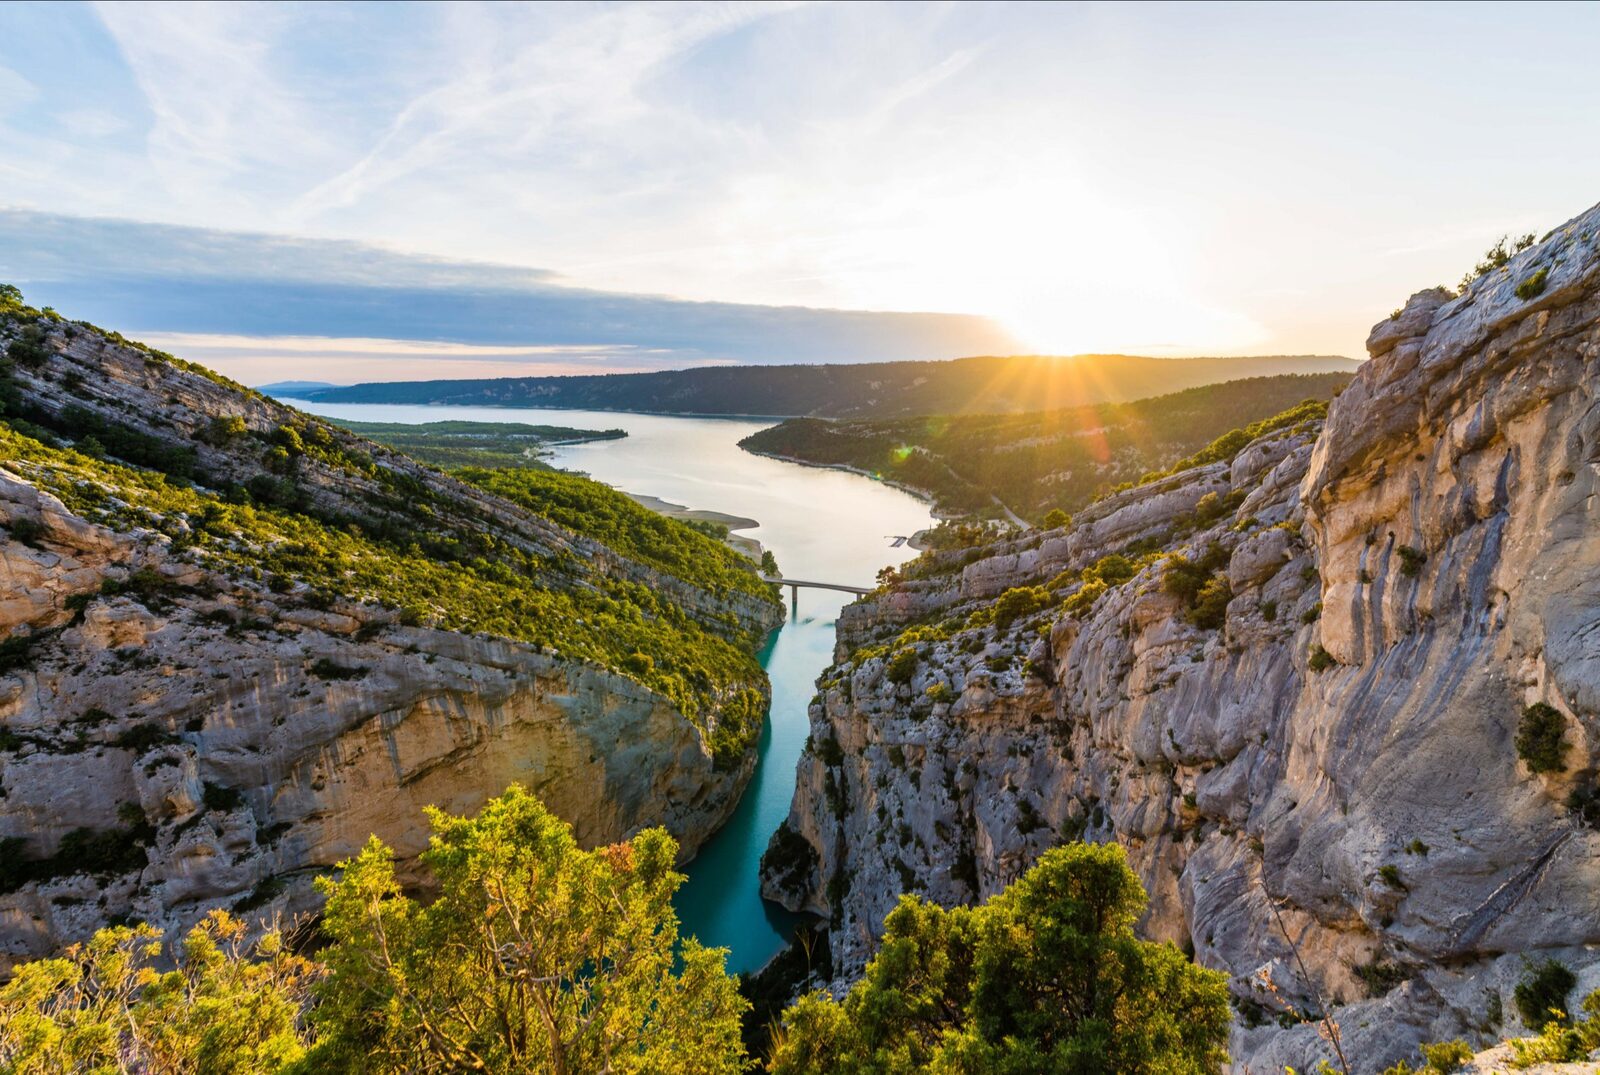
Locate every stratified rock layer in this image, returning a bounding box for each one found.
[765,205,1600,1072]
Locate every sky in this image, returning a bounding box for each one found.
[1,1,1598,385]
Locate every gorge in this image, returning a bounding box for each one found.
[3,199,1600,1071]
[761,204,1600,1070]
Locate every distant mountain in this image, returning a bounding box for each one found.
[257,380,339,395]
[293,353,1361,419]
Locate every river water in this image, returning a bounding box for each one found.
[285,401,933,974]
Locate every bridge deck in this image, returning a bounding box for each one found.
[763,576,874,596]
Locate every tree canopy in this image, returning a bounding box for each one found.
[0,792,1231,1074]
[768,842,1231,1075]
[304,785,748,1074]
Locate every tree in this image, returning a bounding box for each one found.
[0,911,317,1074]
[769,842,1231,1075]
[307,784,748,1074]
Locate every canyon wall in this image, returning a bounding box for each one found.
[0,316,780,971]
[764,204,1600,1071]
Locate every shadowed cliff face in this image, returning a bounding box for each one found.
[765,204,1600,1072]
[0,313,780,972]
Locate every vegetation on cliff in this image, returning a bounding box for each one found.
[0,285,777,764]
[0,790,1237,1074]
[768,842,1232,1075]
[739,374,1347,522]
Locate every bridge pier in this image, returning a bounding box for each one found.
[790,583,799,618]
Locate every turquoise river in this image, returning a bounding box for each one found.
[288,400,934,974]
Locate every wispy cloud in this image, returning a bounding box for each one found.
[3,2,1599,362]
[134,331,710,384]
[0,209,1021,370]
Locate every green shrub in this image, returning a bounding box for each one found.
[1396,545,1427,577]
[1085,552,1138,586]
[992,585,1049,630]
[1308,644,1335,672]
[1515,703,1567,773]
[1417,1039,1472,1073]
[885,647,919,685]
[925,682,954,704]
[1514,267,1549,300]
[202,782,244,814]
[814,736,845,767]
[6,324,52,368]
[767,842,1232,1074]
[1187,574,1232,630]
[112,723,177,753]
[6,516,44,547]
[1356,958,1409,998]
[1060,578,1107,617]
[1378,863,1407,890]
[1514,957,1576,1029]
[1461,232,1535,289]
[1508,989,1600,1066]
[271,424,305,455]
[1041,508,1071,530]
[199,415,249,445]
[310,658,363,681]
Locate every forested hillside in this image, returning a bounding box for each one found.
[739,372,1351,521]
[290,352,1358,419]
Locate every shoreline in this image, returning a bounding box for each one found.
[739,447,962,550]
[623,491,766,562]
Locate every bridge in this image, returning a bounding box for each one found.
[762,576,873,615]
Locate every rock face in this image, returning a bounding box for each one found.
[764,205,1600,1072]
[0,316,781,972]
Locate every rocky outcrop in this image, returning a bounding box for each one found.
[765,205,1600,1072]
[0,315,781,972]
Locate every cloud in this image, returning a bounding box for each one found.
[0,209,1021,369]
[133,332,722,384]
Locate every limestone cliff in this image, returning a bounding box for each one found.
[0,309,781,971]
[764,204,1600,1072]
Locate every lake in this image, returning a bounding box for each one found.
[284,400,934,973]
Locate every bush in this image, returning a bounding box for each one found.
[6,324,52,369]
[112,723,177,753]
[992,585,1048,630]
[1515,703,1567,773]
[1396,545,1427,577]
[885,647,919,685]
[0,912,316,1071]
[6,516,44,548]
[1059,578,1106,617]
[1041,508,1071,530]
[1418,1039,1473,1072]
[1356,958,1409,998]
[202,782,244,813]
[199,414,249,445]
[1514,267,1549,300]
[1514,957,1576,1029]
[1308,644,1336,672]
[1187,574,1232,630]
[925,682,954,704]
